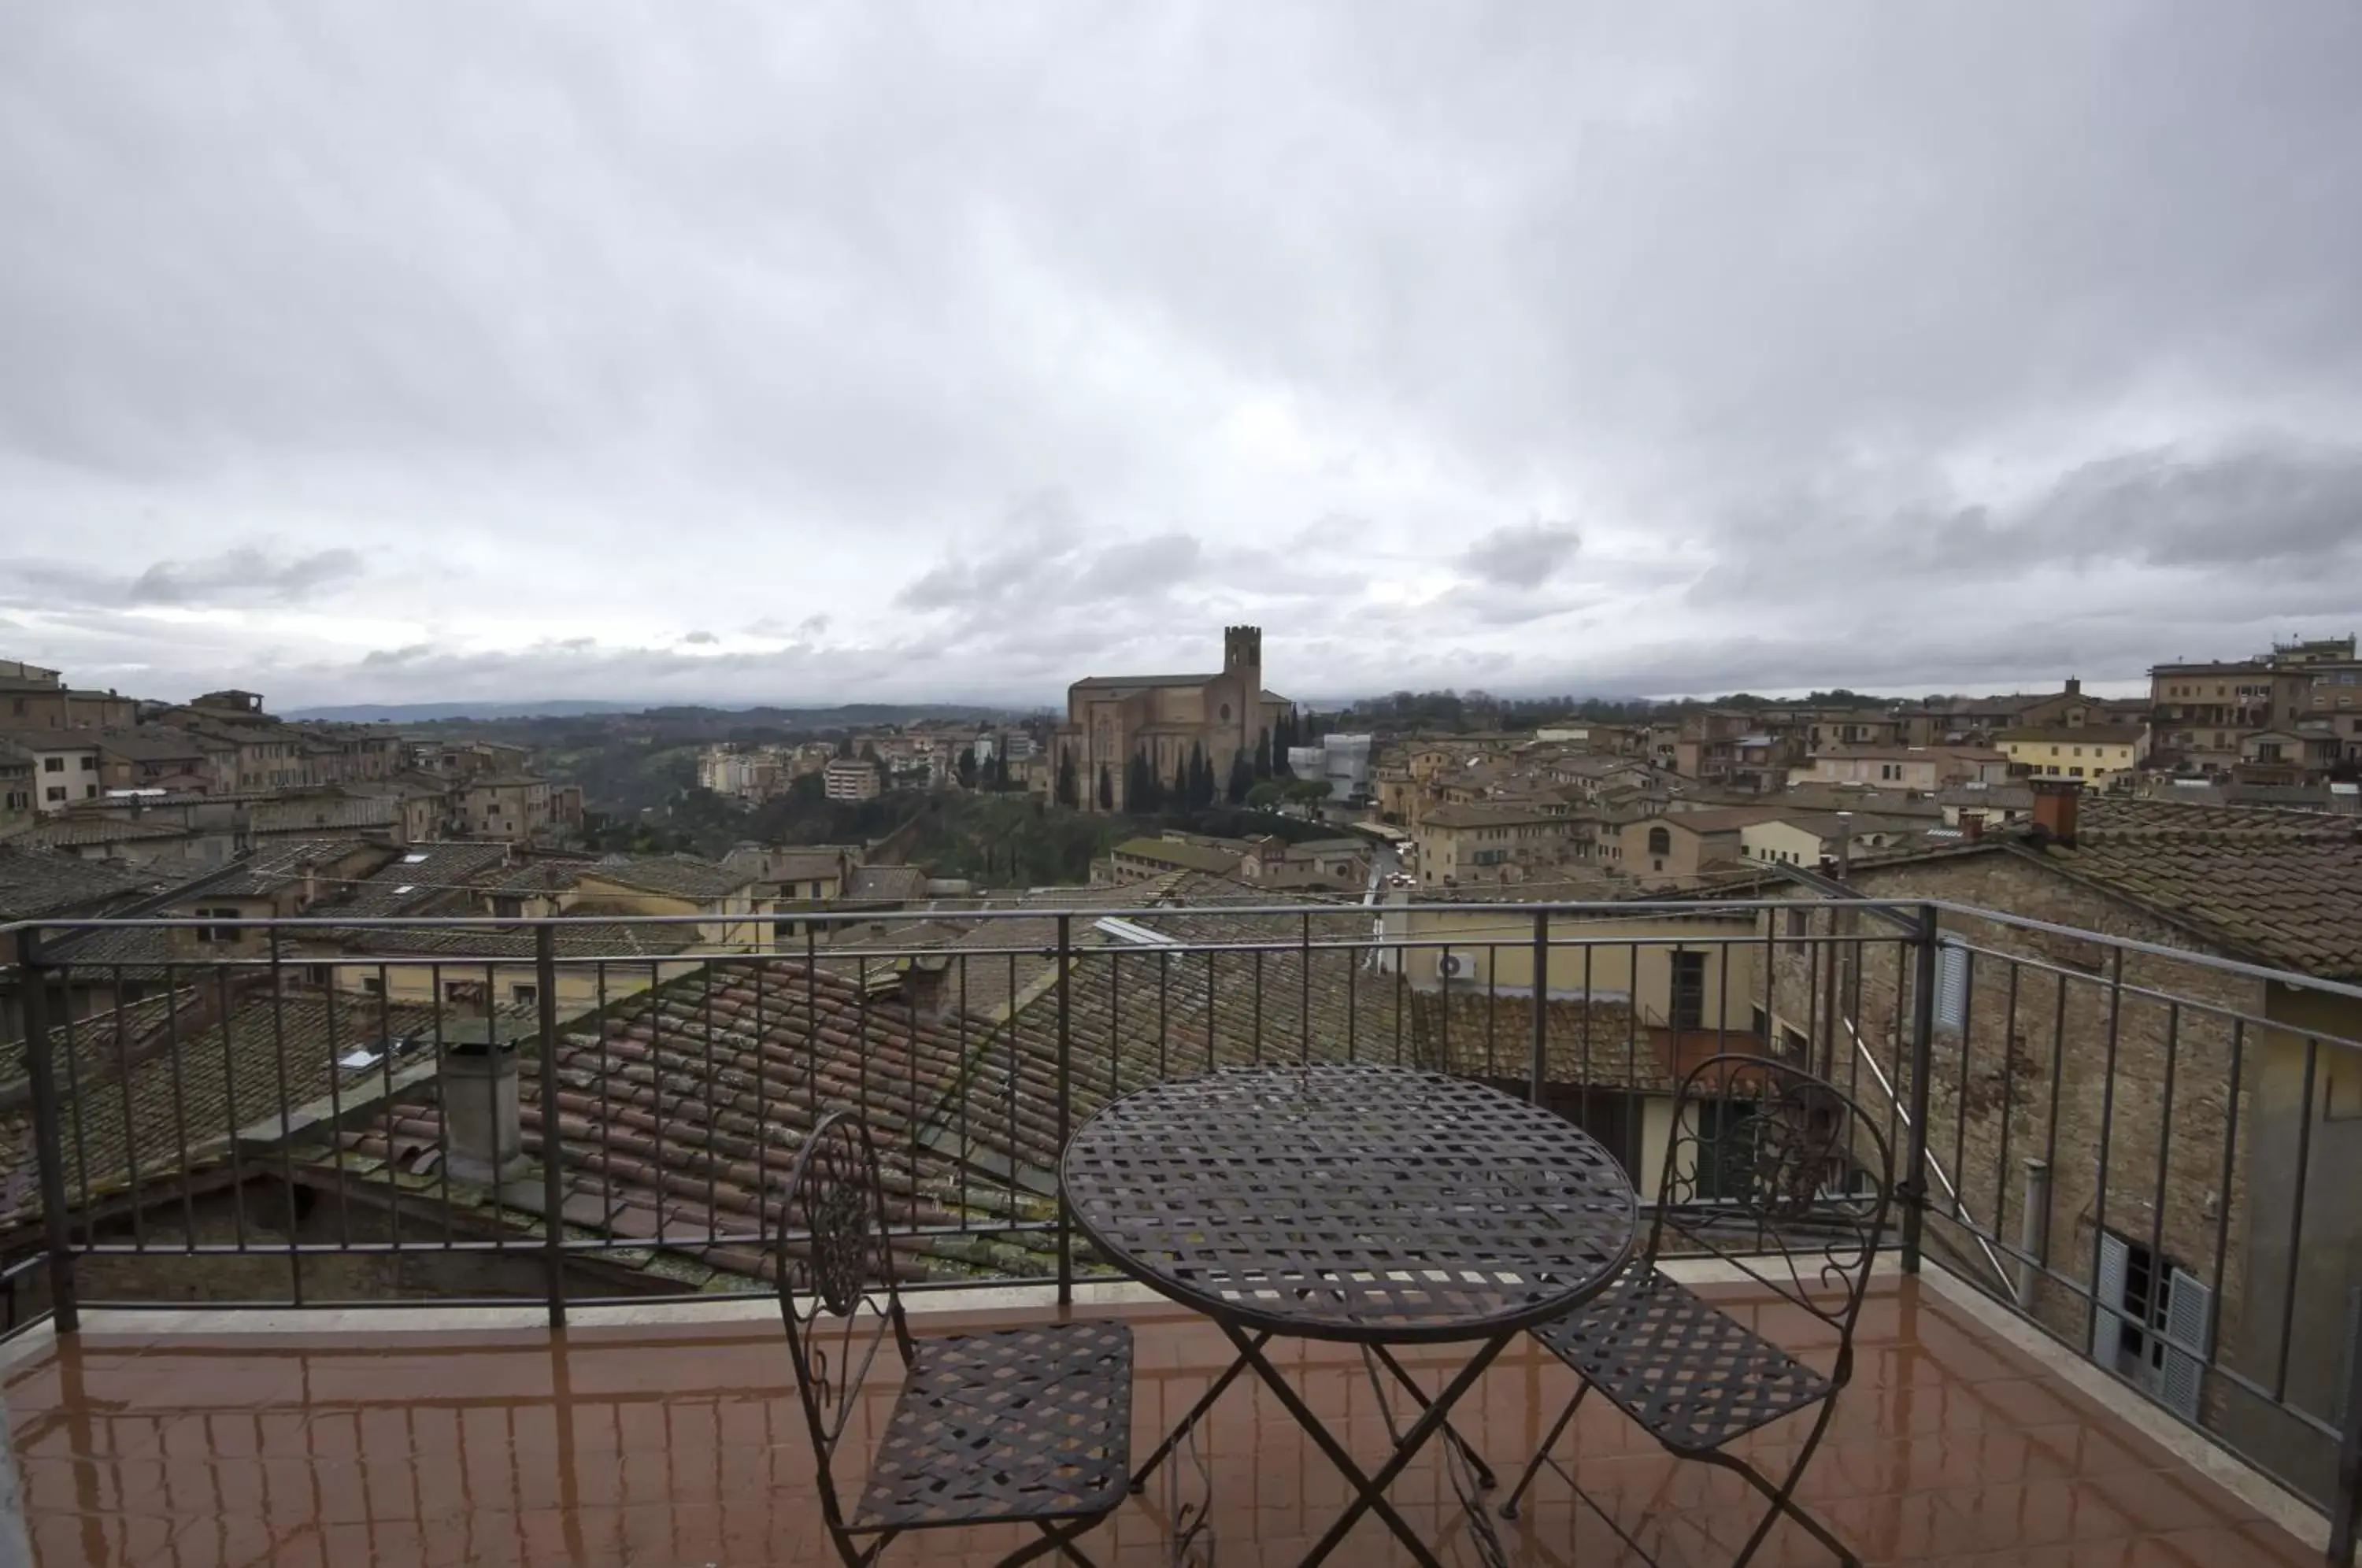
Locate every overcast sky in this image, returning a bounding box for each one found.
[5,3,2360,711]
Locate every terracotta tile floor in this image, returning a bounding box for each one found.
[0,1278,2322,1566]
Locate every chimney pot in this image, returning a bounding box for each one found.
[901,956,952,1021]
[2028,778,2082,847]
[441,1019,530,1184]
[1960,810,1986,841]
[2066,676,2082,697]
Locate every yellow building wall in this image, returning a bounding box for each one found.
[2002,738,2137,785]
[1399,909,1759,1031]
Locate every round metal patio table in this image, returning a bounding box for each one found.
[1061,1063,1638,1568]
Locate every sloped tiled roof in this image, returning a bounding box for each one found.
[3,815,190,849]
[576,854,753,900]
[1109,837,1242,874]
[2037,809,2362,978]
[324,843,513,917]
[2075,796,2352,838]
[317,961,1053,1286]
[0,849,172,923]
[195,838,381,898]
[0,989,465,1232]
[846,865,929,904]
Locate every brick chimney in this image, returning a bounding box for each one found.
[2029,779,2081,847]
[1959,810,1985,841]
[2065,676,2082,697]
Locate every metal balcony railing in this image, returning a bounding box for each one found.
[5,894,2362,1559]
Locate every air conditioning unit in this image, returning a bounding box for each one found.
[1436,949,1484,982]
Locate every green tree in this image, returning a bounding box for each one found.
[1096,763,1113,811]
[1254,728,1272,778]
[1227,750,1253,804]
[835,734,854,759]
[1186,741,1210,810]
[955,745,979,790]
[1056,749,1078,808]
[1246,778,1286,810]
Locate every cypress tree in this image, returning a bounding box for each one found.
[1227,750,1253,804]
[1056,749,1078,808]
[1097,763,1113,811]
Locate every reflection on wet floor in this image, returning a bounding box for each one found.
[0,1278,2321,1566]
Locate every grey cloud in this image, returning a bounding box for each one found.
[130,546,365,605]
[2,545,366,609]
[1461,523,1579,587]
[3,5,2360,702]
[681,629,718,645]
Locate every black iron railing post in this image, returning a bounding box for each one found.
[1901,904,1938,1274]
[2333,1294,2362,1566]
[1527,911,1549,1106]
[537,923,565,1329]
[19,928,77,1333]
[1056,913,1073,1308]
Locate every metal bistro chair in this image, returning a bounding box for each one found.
[775,1112,1135,1567]
[1501,1055,1895,1568]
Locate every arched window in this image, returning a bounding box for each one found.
[1646,826,1672,856]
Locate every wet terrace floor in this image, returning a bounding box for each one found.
[0,1276,2325,1567]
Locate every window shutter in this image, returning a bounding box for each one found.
[2160,1267,2212,1422]
[2093,1233,2129,1366]
[1936,941,1968,1032]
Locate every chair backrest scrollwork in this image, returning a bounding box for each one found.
[1646,1054,1894,1386]
[774,1112,911,1526]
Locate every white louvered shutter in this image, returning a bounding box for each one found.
[2160,1267,2212,1422]
[2093,1232,2129,1367]
[1935,941,1968,1032]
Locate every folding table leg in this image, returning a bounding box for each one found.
[1366,1343,1501,1489]
[1221,1321,1516,1568]
[1128,1329,1272,1492]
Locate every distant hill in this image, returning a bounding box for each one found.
[283,700,653,721]
[283,699,1025,725]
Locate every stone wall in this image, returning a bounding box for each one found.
[1752,848,2362,1499]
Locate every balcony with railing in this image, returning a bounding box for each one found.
[0,895,2356,1566]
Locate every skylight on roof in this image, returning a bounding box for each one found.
[393,885,413,895]
[1094,916,1177,947]
[402,852,428,864]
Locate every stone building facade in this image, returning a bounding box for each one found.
[1747,815,2362,1503]
[1053,626,1289,813]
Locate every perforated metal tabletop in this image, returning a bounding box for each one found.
[1061,1064,1638,1345]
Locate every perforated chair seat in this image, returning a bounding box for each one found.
[1533,1264,1833,1454]
[853,1321,1135,1531]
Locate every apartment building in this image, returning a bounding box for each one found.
[2148,638,2345,771]
[1618,805,1786,889]
[823,756,883,801]
[1414,801,1575,886]
[1792,745,2008,792]
[1997,723,2145,787]
[5,734,105,812]
[0,739,34,834]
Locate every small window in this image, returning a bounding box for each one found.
[45,786,65,802]
[43,756,62,773]
[511,982,540,1007]
[361,976,385,997]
